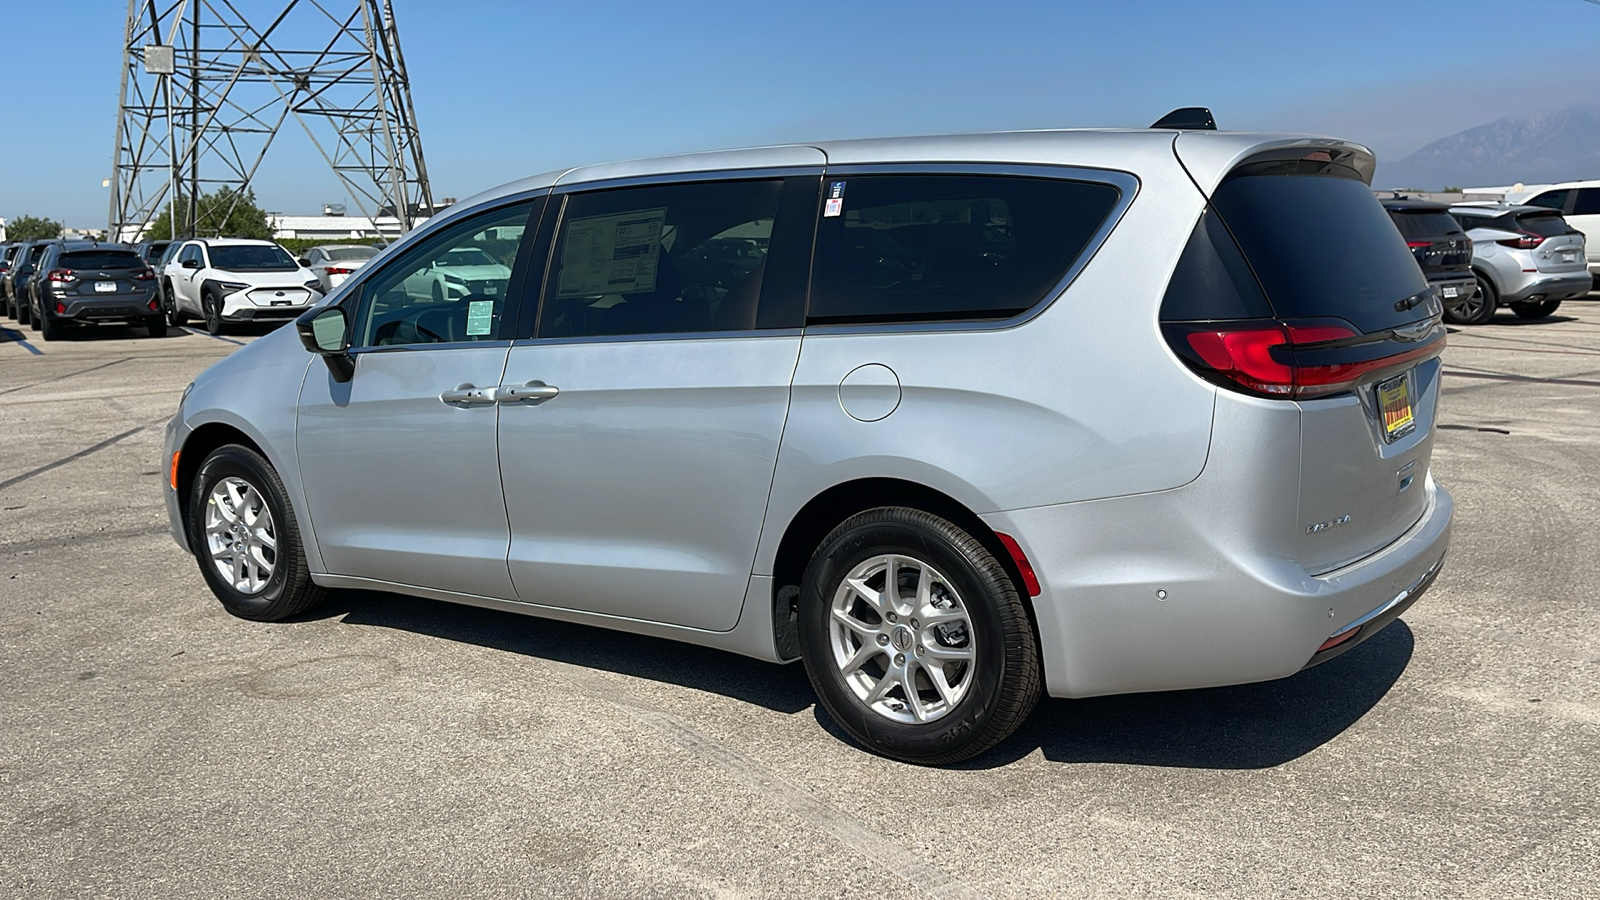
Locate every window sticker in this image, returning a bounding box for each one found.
[557,208,666,297]
[824,181,847,217]
[466,299,494,335]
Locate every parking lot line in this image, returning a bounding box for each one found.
[180,326,246,346]
[0,326,44,355]
[0,424,148,492]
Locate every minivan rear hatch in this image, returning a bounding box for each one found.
[1165,147,1445,574]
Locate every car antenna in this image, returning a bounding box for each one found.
[1150,107,1217,130]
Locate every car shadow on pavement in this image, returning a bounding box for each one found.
[318,587,1413,768]
[958,621,1415,770]
[317,589,818,715]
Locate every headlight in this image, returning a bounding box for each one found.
[216,281,248,294]
[304,280,322,292]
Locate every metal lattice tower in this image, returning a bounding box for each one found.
[109,0,433,241]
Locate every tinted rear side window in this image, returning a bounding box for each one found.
[1390,210,1463,241]
[808,175,1120,324]
[1159,210,1273,321]
[1516,212,1577,237]
[1210,174,1429,333]
[59,251,144,269]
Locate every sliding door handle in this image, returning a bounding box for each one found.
[497,381,559,405]
[439,384,497,406]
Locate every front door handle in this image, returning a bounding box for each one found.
[497,381,559,405]
[439,384,497,406]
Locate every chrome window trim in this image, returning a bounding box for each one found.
[549,166,823,197]
[509,327,803,349]
[803,162,1140,337]
[349,339,514,357]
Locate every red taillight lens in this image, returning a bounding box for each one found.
[325,266,354,275]
[148,299,159,311]
[136,268,156,280]
[1317,627,1361,653]
[1496,232,1544,249]
[1168,318,1443,399]
[46,269,75,282]
[1405,240,1431,249]
[55,302,66,314]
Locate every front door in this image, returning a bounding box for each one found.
[296,198,543,599]
[498,173,819,630]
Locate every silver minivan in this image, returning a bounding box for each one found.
[164,123,1453,764]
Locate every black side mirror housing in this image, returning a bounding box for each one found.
[181,258,201,269]
[295,305,355,383]
[297,257,311,267]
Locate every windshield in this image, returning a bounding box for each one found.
[438,248,498,267]
[1210,174,1430,333]
[209,244,298,271]
[325,246,379,261]
[60,251,144,269]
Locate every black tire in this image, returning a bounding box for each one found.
[1511,299,1561,319]
[797,507,1041,765]
[187,444,327,621]
[2,293,13,320]
[20,295,34,327]
[38,308,60,341]
[203,289,225,336]
[1445,274,1495,325]
[165,284,188,327]
[144,315,168,337]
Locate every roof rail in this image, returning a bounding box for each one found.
[1150,107,1216,131]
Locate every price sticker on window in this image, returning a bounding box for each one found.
[466,299,494,336]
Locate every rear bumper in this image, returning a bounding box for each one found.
[1502,271,1592,304]
[1428,274,1476,307]
[50,293,158,321]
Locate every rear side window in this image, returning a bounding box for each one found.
[59,251,143,269]
[1389,210,1463,240]
[1516,212,1577,237]
[808,175,1120,324]
[1569,189,1600,216]
[1159,210,1272,321]
[1209,174,1429,333]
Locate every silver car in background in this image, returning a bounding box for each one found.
[163,123,1453,764]
[1449,204,1588,322]
[301,244,381,293]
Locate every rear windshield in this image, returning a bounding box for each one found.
[60,251,144,269]
[1515,212,1576,238]
[1209,174,1429,333]
[1390,210,1463,241]
[209,244,297,271]
[325,246,378,261]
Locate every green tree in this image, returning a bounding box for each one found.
[6,214,64,242]
[146,186,273,240]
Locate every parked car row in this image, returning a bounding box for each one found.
[0,236,378,339]
[1379,194,1592,326]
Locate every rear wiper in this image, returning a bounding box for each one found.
[1394,290,1431,313]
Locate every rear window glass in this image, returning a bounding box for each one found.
[1210,174,1429,333]
[326,246,379,261]
[1516,212,1575,237]
[60,251,144,269]
[1159,210,1273,321]
[808,175,1120,324]
[1390,210,1462,241]
[209,244,297,270]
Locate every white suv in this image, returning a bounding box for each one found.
[162,238,322,334]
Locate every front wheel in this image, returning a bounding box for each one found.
[188,444,327,621]
[1511,299,1561,319]
[203,290,225,336]
[798,507,1041,765]
[165,285,188,327]
[1445,274,1496,325]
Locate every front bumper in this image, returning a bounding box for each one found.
[164,414,191,553]
[221,305,313,323]
[1502,271,1592,304]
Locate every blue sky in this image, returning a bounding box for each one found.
[6,0,1600,228]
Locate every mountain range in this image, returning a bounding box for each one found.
[1374,107,1600,190]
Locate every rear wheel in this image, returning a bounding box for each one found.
[144,315,168,337]
[798,507,1041,765]
[188,444,327,621]
[20,296,34,327]
[2,293,13,320]
[1511,299,1561,319]
[165,284,188,327]
[1445,274,1496,325]
[38,309,62,341]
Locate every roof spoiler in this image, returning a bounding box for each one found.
[1151,107,1216,131]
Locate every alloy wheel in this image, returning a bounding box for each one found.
[203,476,277,594]
[828,553,977,724]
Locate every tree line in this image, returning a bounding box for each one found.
[6,186,273,244]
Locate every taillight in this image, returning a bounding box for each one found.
[136,268,156,280]
[46,269,75,283]
[1405,241,1431,249]
[325,266,354,275]
[1497,232,1545,249]
[1165,318,1445,399]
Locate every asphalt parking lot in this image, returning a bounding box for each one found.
[2,308,1597,899]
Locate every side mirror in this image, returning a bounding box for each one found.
[181,258,201,269]
[295,306,355,383]
[297,257,311,267]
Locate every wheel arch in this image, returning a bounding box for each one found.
[766,477,1038,662]
[174,421,268,548]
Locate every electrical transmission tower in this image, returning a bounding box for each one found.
[109,0,433,241]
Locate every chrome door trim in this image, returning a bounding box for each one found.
[549,166,825,197]
[508,327,803,349]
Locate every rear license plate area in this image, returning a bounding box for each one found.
[94,281,117,293]
[1377,373,1415,443]
[1441,286,1459,299]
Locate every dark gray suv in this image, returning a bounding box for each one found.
[27,242,163,340]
